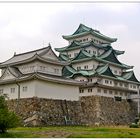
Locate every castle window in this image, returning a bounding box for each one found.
[77,66,81,70]
[97,88,101,93]
[119,82,123,87]
[110,81,112,84]
[74,53,78,57]
[88,78,92,82]
[84,65,88,70]
[104,89,107,93]
[68,54,71,58]
[120,92,123,96]
[105,80,109,84]
[88,88,92,92]
[114,70,117,74]
[109,90,113,94]
[54,69,59,74]
[88,50,91,53]
[114,81,118,86]
[11,88,15,93]
[23,86,27,92]
[115,91,118,95]
[0,89,3,94]
[83,38,86,42]
[133,85,136,89]
[93,51,96,54]
[79,89,84,93]
[40,66,45,71]
[124,83,128,88]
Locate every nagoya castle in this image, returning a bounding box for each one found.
[0,24,140,126]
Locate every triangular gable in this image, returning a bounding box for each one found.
[73,50,92,61]
[40,46,59,61]
[0,68,17,80]
[122,71,139,83]
[59,54,69,61]
[96,64,116,78]
[99,49,122,65]
[67,41,80,49]
[62,66,76,77]
[72,24,90,35]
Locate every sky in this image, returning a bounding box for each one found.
[0,2,140,79]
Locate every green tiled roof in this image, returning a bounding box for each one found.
[99,49,122,65]
[72,49,93,61]
[122,71,139,83]
[55,40,124,57]
[71,49,132,69]
[96,64,116,78]
[70,69,96,78]
[62,24,117,43]
[62,66,76,77]
[58,54,69,61]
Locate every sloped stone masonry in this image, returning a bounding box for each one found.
[7,96,137,126]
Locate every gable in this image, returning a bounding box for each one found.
[41,48,58,61]
[0,68,16,80]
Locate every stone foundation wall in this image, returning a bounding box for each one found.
[80,96,137,126]
[7,96,137,126]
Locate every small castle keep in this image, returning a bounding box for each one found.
[0,24,140,126]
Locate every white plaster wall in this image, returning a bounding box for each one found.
[109,65,122,76]
[72,60,99,70]
[41,48,58,60]
[35,80,79,101]
[0,81,36,99]
[1,70,16,80]
[75,76,88,82]
[103,78,114,87]
[69,34,110,44]
[79,87,129,99]
[18,61,62,76]
[67,49,80,59]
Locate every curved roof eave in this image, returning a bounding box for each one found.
[0,54,68,68]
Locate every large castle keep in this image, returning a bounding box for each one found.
[0,24,140,126]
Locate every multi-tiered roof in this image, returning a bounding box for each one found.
[55,24,139,85]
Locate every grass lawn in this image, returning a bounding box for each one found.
[0,126,140,138]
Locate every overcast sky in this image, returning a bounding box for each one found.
[0,2,140,79]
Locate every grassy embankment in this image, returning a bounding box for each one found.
[0,126,140,138]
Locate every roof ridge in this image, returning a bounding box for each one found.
[15,46,50,57]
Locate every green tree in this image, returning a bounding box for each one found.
[0,95,20,133]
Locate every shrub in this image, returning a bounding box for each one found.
[0,95,20,133]
[129,123,139,128]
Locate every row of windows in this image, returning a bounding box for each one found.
[97,88,128,96]
[79,87,130,97]
[78,38,88,43]
[79,88,92,93]
[105,79,112,85]
[114,82,137,89]
[0,86,28,94]
[77,65,88,70]
[92,38,104,44]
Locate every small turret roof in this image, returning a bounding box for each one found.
[72,49,93,61]
[98,49,122,65]
[122,71,139,83]
[62,24,117,43]
[96,64,116,78]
